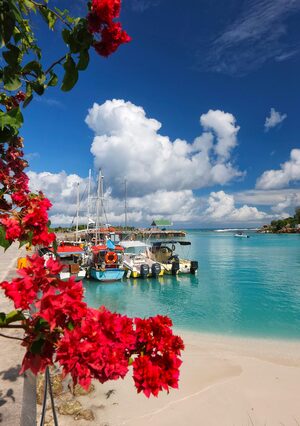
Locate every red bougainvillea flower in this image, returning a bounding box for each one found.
[36,280,87,331]
[0,216,22,240]
[91,0,120,23]
[133,352,182,397]
[56,307,136,389]
[94,22,131,57]
[11,191,28,206]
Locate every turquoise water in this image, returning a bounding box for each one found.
[84,231,300,339]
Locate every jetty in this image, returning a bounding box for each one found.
[55,227,186,242]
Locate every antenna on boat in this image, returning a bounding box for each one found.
[124,178,128,230]
[75,182,80,242]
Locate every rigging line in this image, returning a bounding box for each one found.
[69,182,89,228]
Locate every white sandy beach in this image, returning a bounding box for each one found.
[54,330,300,426]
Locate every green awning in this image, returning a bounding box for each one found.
[151,219,173,227]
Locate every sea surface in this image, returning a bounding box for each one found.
[84,230,300,339]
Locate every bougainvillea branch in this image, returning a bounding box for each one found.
[0,0,184,398]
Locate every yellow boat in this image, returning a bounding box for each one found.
[147,241,198,275]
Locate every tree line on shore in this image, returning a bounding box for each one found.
[260,207,300,233]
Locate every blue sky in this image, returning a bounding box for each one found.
[24,0,300,226]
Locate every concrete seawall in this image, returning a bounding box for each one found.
[0,244,26,425]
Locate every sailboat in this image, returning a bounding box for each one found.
[88,170,125,282]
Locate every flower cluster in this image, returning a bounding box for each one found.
[3,91,26,111]
[133,316,184,397]
[0,132,55,247]
[87,0,131,57]
[0,192,55,247]
[1,255,184,397]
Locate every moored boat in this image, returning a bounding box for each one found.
[38,245,87,281]
[120,241,163,278]
[147,241,198,275]
[88,243,125,282]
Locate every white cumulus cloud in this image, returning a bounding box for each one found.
[85,99,243,197]
[256,149,300,189]
[264,107,287,131]
[28,170,275,227]
[204,191,268,223]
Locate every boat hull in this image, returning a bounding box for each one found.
[59,270,86,282]
[90,267,125,282]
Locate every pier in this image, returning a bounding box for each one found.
[55,228,186,242]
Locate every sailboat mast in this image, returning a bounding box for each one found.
[95,170,101,244]
[86,168,91,232]
[124,178,128,230]
[100,170,104,226]
[75,182,80,242]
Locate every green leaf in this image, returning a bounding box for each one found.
[62,28,70,44]
[0,127,15,142]
[3,67,21,91]
[22,60,42,76]
[0,225,10,249]
[0,312,6,326]
[31,81,44,96]
[23,94,33,108]
[34,317,49,331]
[48,71,58,87]
[77,50,89,71]
[5,310,25,324]
[0,13,15,46]
[0,108,23,131]
[61,55,78,91]
[27,230,34,244]
[38,5,57,30]
[67,321,74,331]
[19,239,29,248]
[2,44,21,67]
[30,338,45,354]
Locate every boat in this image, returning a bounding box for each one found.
[88,241,125,282]
[234,232,250,238]
[38,244,87,281]
[120,241,163,278]
[147,240,198,275]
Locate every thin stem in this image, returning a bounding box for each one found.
[29,0,73,30]
[0,324,25,329]
[0,333,23,341]
[45,55,66,75]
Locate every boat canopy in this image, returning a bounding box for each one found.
[151,240,191,247]
[120,241,150,249]
[92,245,124,252]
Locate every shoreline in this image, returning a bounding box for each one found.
[54,329,300,426]
[175,326,300,344]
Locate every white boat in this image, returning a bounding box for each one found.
[120,241,163,278]
[147,241,198,275]
[234,232,250,238]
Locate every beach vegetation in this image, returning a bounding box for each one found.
[262,207,300,233]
